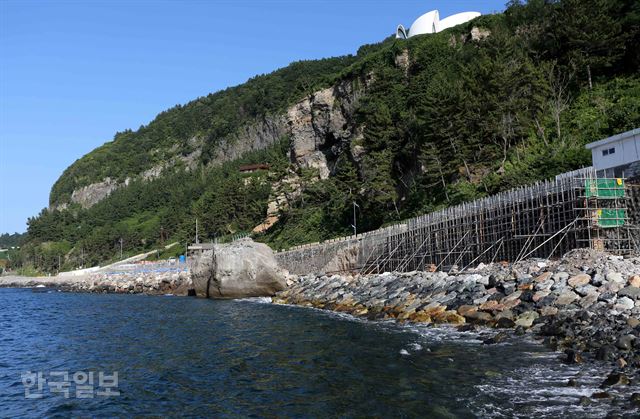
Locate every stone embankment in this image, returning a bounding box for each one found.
[275,249,640,374]
[0,270,191,296]
[71,270,191,295]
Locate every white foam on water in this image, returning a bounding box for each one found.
[403,323,485,344]
[271,301,488,344]
[236,296,273,304]
[468,360,640,418]
[409,343,423,351]
[270,301,639,416]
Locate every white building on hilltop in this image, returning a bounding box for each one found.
[396,9,481,39]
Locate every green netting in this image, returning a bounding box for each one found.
[597,209,626,228]
[585,179,625,198]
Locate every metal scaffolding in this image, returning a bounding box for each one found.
[275,169,636,275]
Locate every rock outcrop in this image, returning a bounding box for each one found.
[190,238,286,298]
[55,74,368,211]
[210,116,287,165]
[287,79,364,180]
[68,177,122,209]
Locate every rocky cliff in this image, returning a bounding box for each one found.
[56,73,371,210]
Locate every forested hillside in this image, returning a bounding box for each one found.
[0,233,25,248]
[17,0,640,273]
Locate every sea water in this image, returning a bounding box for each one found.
[0,288,636,417]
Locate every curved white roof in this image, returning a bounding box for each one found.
[439,11,481,31]
[409,10,440,37]
[396,9,481,39]
[396,25,408,39]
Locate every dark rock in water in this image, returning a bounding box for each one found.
[466,311,493,325]
[578,396,591,406]
[567,378,578,387]
[457,324,477,332]
[592,391,612,399]
[630,393,640,406]
[514,326,526,336]
[540,321,565,337]
[564,349,583,364]
[600,372,630,388]
[187,289,196,297]
[496,317,515,329]
[616,335,635,351]
[544,336,559,351]
[483,331,508,345]
[596,345,617,362]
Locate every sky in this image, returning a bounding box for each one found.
[0,0,506,233]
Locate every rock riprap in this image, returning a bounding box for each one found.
[190,238,286,298]
[274,249,640,368]
[0,269,191,295]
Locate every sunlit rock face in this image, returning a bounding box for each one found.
[190,238,286,299]
[396,10,481,39]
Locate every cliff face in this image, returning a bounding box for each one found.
[288,77,368,180]
[54,74,369,210]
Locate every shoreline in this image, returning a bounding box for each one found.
[0,269,191,296]
[4,248,640,406]
[273,249,640,400]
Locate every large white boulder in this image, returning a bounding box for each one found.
[190,239,286,299]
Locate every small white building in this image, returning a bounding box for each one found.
[585,128,640,178]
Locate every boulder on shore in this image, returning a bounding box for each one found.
[190,238,286,299]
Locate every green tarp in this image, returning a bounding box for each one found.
[597,208,626,228]
[585,179,625,198]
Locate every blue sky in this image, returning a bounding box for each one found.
[0,0,506,233]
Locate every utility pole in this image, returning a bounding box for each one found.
[119,238,123,260]
[195,218,199,244]
[351,202,360,236]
